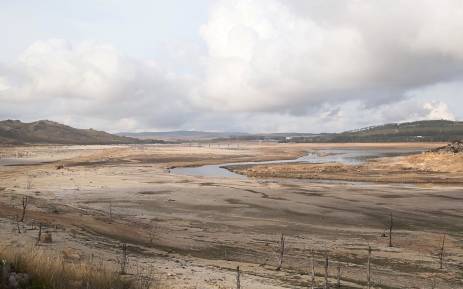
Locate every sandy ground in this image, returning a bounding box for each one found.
[0,142,462,289]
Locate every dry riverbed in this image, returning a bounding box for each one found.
[0,142,462,289]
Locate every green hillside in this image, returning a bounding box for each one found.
[286,120,463,143]
[0,120,160,145]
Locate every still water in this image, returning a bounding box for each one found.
[171,148,423,178]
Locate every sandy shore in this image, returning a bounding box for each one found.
[1,142,462,289]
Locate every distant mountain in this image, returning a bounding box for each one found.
[118,130,249,141]
[284,120,463,143]
[0,120,158,145]
[4,119,458,145]
[119,130,326,141]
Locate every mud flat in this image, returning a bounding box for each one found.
[1,142,462,289]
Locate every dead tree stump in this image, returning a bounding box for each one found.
[36,223,42,246]
[276,233,286,271]
[439,234,446,270]
[236,266,241,289]
[20,196,28,222]
[120,243,128,274]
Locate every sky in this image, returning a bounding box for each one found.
[0,0,462,133]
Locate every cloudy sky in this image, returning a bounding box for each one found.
[0,0,462,133]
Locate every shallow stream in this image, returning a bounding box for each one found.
[171,148,423,178]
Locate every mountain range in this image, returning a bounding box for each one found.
[118,130,250,141]
[1,119,462,145]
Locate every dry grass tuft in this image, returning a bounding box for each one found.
[0,245,164,289]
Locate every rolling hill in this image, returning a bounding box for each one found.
[284,120,463,143]
[118,130,250,141]
[0,120,157,145]
[3,119,461,145]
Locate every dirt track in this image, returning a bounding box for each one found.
[1,142,462,289]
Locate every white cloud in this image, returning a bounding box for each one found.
[199,0,370,111]
[0,77,9,92]
[198,0,463,114]
[423,101,455,121]
[0,1,462,132]
[0,39,198,131]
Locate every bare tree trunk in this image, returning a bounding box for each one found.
[311,250,315,289]
[276,234,285,271]
[336,263,341,288]
[120,243,128,274]
[439,234,446,270]
[20,196,28,222]
[324,252,329,289]
[388,212,393,247]
[15,215,21,233]
[367,246,372,289]
[36,223,42,246]
[109,201,112,223]
[236,266,241,289]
